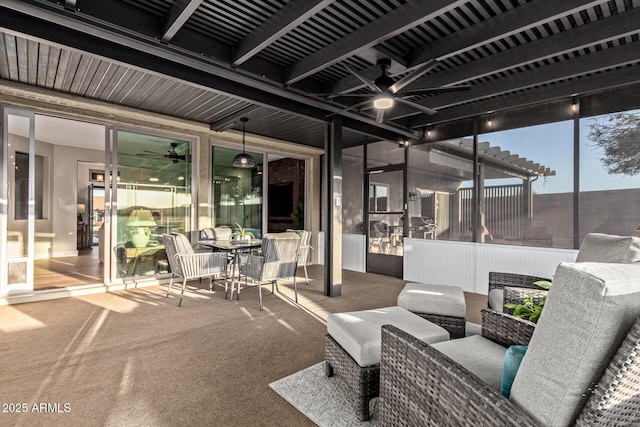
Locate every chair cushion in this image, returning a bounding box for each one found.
[488,288,504,312]
[575,233,640,263]
[213,227,232,241]
[397,283,466,318]
[200,228,215,240]
[501,345,527,398]
[172,233,194,255]
[327,306,449,367]
[431,335,507,391]
[510,261,640,426]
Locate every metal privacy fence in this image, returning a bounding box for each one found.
[459,185,525,239]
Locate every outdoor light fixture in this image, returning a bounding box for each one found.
[373,94,394,110]
[232,117,256,168]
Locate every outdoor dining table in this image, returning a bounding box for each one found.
[196,239,262,300]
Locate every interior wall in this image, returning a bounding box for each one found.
[53,145,103,257]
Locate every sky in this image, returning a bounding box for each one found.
[475,110,640,195]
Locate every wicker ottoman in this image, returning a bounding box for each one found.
[397,282,467,339]
[325,306,449,421]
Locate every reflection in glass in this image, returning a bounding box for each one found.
[115,131,192,277]
[211,146,263,239]
[342,146,364,234]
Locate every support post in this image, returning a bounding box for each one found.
[323,117,342,297]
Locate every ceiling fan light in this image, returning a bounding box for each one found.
[373,95,394,110]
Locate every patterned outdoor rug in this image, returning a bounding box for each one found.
[269,322,480,426]
[269,362,379,427]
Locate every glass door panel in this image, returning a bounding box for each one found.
[211,146,263,238]
[114,130,192,278]
[366,168,404,278]
[1,110,36,294]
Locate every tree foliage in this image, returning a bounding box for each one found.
[588,112,640,176]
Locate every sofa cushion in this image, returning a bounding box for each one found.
[431,335,507,391]
[327,306,449,367]
[510,261,640,426]
[575,233,640,263]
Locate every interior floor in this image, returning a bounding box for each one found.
[34,247,103,290]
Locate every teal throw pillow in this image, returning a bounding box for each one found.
[501,345,527,398]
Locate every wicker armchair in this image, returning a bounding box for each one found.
[380,262,640,426]
[380,315,640,426]
[488,272,550,313]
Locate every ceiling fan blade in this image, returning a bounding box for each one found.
[325,99,372,118]
[344,65,382,93]
[376,109,385,124]
[395,97,437,116]
[397,85,471,97]
[325,93,375,100]
[142,149,163,154]
[389,58,439,94]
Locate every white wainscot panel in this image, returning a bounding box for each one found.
[404,239,578,294]
[474,243,577,294]
[317,232,366,272]
[404,239,477,293]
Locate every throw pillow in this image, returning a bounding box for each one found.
[501,345,527,398]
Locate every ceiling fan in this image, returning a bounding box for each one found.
[327,58,470,123]
[139,142,186,163]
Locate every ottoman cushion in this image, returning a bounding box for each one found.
[398,282,466,318]
[327,306,449,367]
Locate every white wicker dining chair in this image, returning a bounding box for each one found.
[287,229,312,284]
[238,232,300,310]
[162,233,228,307]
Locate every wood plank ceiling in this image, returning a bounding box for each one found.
[0,0,638,148]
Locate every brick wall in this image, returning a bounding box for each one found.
[268,158,305,232]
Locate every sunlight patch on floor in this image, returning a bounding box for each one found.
[0,306,47,332]
[77,293,141,313]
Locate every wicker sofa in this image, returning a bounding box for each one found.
[379,261,640,426]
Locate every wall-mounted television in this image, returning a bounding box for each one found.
[268,182,293,217]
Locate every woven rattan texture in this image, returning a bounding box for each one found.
[480,309,535,347]
[411,312,466,339]
[324,334,380,421]
[379,325,539,426]
[576,317,640,426]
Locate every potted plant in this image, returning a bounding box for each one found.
[231,223,255,242]
[504,280,552,324]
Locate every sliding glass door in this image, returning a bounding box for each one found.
[1,108,36,294]
[211,146,263,238]
[112,130,193,278]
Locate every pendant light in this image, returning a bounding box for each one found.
[232,117,256,168]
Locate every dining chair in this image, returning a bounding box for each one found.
[287,229,313,284]
[238,232,300,310]
[162,233,228,306]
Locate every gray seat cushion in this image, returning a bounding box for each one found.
[575,232,640,263]
[327,306,449,367]
[510,261,640,426]
[431,335,507,391]
[397,282,466,318]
